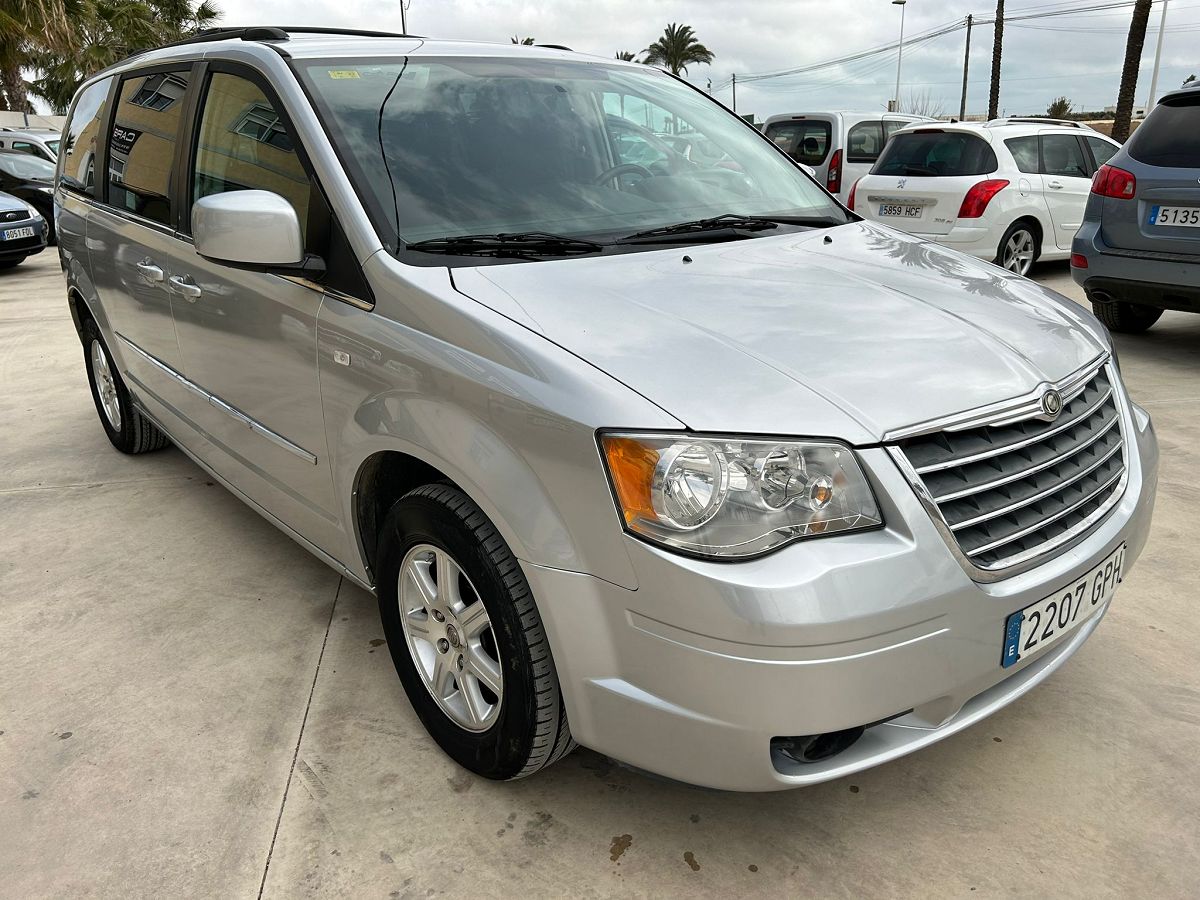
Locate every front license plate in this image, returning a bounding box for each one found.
[879,203,922,218]
[1,226,34,240]
[1001,543,1125,668]
[1149,206,1200,227]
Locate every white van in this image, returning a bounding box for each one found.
[762,111,934,204]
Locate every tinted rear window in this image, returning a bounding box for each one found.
[764,120,832,166]
[872,131,998,177]
[1128,96,1200,167]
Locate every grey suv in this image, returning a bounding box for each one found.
[1072,82,1200,332]
[55,27,1157,791]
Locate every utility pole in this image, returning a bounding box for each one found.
[731,73,737,112]
[959,14,973,120]
[707,78,712,95]
[1146,0,1170,111]
[988,0,1004,120]
[892,0,907,113]
[400,0,408,34]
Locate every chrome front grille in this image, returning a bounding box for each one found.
[894,363,1126,573]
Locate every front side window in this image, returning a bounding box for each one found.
[60,76,112,195]
[1127,96,1200,167]
[846,121,885,164]
[297,57,847,259]
[191,72,311,238]
[763,119,832,166]
[1005,136,1039,174]
[1085,136,1117,168]
[871,131,999,177]
[1040,134,1090,178]
[108,68,192,225]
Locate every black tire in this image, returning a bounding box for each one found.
[82,317,170,454]
[0,257,23,269]
[377,483,576,780]
[1090,298,1163,334]
[995,220,1039,276]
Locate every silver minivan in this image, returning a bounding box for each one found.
[761,111,933,204]
[56,28,1157,791]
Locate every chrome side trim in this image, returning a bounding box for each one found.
[884,354,1108,443]
[115,332,318,465]
[886,362,1130,584]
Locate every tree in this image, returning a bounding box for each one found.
[642,23,714,76]
[1185,74,1196,86]
[510,36,535,45]
[905,88,945,119]
[988,0,1004,119]
[0,0,75,111]
[614,51,637,61]
[1112,0,1153,142]
[1047,96,1073,119]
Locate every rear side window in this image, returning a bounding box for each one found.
[1128,97,1200,167]
[764,120,832,166]
[1005,136,1039,174]
[1085,136,1117,168]
[60,76,113,196]
[107,69,191,225]
[1040,134,1090,178]
[846,121,885,163]
[871,132,998,177]
[191,72,312,241]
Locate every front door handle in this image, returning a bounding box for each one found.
[135,260,164,282]
[167,275,202,301]
[1047,180,1064,190]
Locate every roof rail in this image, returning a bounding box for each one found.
[148,25,417,53]
[535,44,573,51]
[986,117,1089,129]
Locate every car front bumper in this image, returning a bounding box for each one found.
[526,399,1158,792]
[0,218,48,259]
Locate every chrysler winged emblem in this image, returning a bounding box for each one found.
[1041,389,1063,419]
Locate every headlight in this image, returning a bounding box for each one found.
[600,433,882,559]
[23,202,43,219]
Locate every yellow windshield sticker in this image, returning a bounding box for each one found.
[328,70,361,79]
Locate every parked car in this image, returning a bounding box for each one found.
[0,150,57,243]
[57,28,1157,792]
[850,119,1121,275]
[0,127,61,162]
[0,189,48,268]
[761,111,934,204]
[1072,82,1200,332]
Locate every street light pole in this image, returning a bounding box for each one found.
[1146,0,1170,111]
[959,14,973,120]
[400,0,408,34]
[893,0,908,112]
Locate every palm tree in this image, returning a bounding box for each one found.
[0,0,75,111]
[510,36,535,45]
[614,51,637,61]
[987,0,1004,120]
[642,23,714,76]
[1112,0,1152,142]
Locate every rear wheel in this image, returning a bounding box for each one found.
[1090,298,1163,334]
[996,221,1038,276]
[377,483,575,781]
[82,318,169,454]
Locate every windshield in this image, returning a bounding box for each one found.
[296,56,846,260]
[871,131,998,178]
[0,152,56,179]
[1128,96,1200,168]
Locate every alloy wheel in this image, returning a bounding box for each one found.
[90,339,122,430]
[397,543,503,732]
[1002,230,1035,276]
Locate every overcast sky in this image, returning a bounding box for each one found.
[209,1,1198,117]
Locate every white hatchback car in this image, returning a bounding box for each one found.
[850,119,1120,275]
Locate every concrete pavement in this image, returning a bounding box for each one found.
[2,251,1198,898]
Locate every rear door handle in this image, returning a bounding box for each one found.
[135,260,164,282]
[1047,181,1064,190]
[167,275,202,300]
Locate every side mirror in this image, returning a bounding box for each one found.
[192,190,322,277]
[800,163,817,178]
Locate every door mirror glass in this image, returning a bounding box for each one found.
[192,190,304,268]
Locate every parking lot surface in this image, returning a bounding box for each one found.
[2,251,1198,898]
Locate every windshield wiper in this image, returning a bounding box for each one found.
[615,213,842,244]
[405,232,606,259]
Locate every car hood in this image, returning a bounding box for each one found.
[452,222,1108,444]
[0,190,28,213]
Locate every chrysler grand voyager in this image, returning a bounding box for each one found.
[54,28,1158,791]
